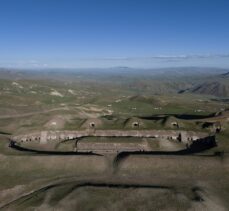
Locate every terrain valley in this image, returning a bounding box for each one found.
[0,67,229,210]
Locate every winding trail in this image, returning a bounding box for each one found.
[0,176,174,209]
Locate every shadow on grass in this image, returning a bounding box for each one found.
[140,113,216,120]
[114,136,217,168]
[0,131,11,135]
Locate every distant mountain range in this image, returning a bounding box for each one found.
[220,72,229,77]
[182,81,229,97]
[0,67,229,97]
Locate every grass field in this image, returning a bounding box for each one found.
[0,69,228,210]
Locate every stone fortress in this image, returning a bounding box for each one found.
[10,117,217,154]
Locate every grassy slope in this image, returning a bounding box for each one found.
[0,69,228,210]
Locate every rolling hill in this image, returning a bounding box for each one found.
[185,81,229,97]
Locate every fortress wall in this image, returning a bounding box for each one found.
[11,130,209,145]
[11,132,41,143]
[9,130,216,154]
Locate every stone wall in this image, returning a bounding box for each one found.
[9,129,215,154]
[11,129,208,145]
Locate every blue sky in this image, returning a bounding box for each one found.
[0,0,229,68]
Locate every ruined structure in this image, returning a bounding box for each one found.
[10,129,216,154]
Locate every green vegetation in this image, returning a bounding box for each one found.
[0,68,228,210]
